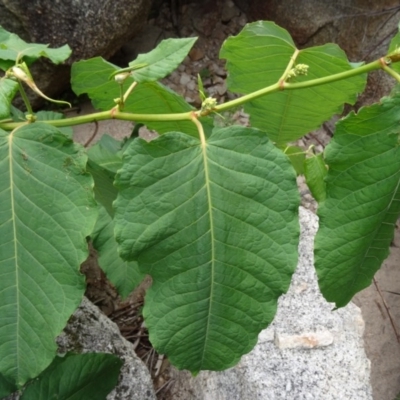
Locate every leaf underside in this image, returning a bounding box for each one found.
[220,21,366,144]
[0,123,97,386]
[315,89,400,307]
[114,126,300,372]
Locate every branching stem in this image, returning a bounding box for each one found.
[0,56,399,132]
[381,64,400,82]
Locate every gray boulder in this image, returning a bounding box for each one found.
[4,297,156,400]
[56,297,156,400]
[0,0,152,105]
[170,207,373,400]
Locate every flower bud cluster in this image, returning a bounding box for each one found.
[287,63,309,79]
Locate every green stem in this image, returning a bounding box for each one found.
[279,49,300,82]
[381,64,400,83]
[214,59,381,113]
[17,81,33,116]
[0,109,194,130]
[0,58,393,131]
[123,81,138,103]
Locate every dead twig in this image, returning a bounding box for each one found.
[373,277,400,343]
[84,121,99,147]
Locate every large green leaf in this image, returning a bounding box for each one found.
[71,57,203,136]
[0,26,71,71]
[114,126,300,373]
[92,206,144,299]
[20,353,122,400]
[0,78,18,119]
[220,21,366,144]
[315,90,400,307]
[0,123,97,386]
[129,37,197,82]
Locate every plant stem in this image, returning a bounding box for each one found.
[214,59,381,113]
[0,109,194,130]
[381,64,400,82]
[123,81,138,103]
[190,112,205,145]
[17,81,33,116]
[0,57,395,132]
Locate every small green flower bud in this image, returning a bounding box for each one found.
[201,97,217,112]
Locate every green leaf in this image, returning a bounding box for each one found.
[0,26,71,71]
[0,373,17,398]
[0,78,18,119]
[128,37,197,82]
[86,134,123,215]
[304,153,327,202]
[283,145,305,175]
[71,57,204,136]
[220,21,366,144]
[0,123,97,386]
[315,91,400,307]
[87,161,118,217]
[20,353,122,400]
[92,206,144,299]
[114,126,300,372]
[35,111,73,138]
[87,134,123,173]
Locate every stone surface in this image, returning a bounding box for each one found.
[0,0,152,106]
[170,207,372,400]
[56,297,156,400]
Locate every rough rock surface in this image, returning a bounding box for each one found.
[0,0,152,105]
[56,297,156,400]
[170,207,372,400]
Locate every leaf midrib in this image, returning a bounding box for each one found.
[8,130,19,383]
[199,138,215,368]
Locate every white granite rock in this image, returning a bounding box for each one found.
[170,207,372,400]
